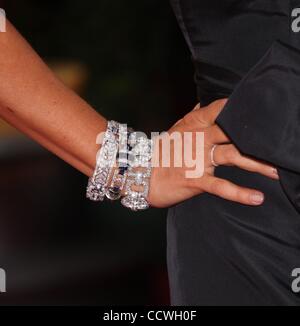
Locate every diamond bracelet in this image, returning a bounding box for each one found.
[105,124,133,201]
[86,121,153,211]
[121,133,153,211]
[86,120,119,201]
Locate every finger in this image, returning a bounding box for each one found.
[214,144,279,180]
[206,124,230,144]
[195,98,228,125]
[173,118,183,127]
[204,176,265,206]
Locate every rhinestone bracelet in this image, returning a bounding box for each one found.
[121,133,153,211]
[86,120,119,201]
[86,122,153,211]
[105,124,133,201]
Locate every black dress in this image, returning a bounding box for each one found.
[168,0,300,305]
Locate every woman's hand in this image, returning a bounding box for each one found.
[148,99,278,208]
[0,21,278,210]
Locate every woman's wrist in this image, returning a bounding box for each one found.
[86,121,154,211]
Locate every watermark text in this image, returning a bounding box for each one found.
[0,268,6,293]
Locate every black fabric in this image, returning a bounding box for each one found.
[217,40,300,213]
[168,0,300,306]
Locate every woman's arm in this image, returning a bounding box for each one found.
[0,20,106,176]
[0,20,278,208]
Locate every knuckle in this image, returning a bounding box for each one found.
[225,145,239,163]
[183,110,208,127]
[182,112,198,125]
[204,129,213,145]
[188,176,203,190]
[239,191,250,204]
[211,179,226,194]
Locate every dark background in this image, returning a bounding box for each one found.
[0,0,196,305]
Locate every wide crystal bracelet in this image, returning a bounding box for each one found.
[86,120,119,201]
[121,133,153,211]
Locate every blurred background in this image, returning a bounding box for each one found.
[0,0,196,305]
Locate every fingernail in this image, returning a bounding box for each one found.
[271,168,280,180]
[250,192,264,205]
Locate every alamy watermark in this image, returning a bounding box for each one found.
[96,128,205,179]
[292,268,300,294]
[0,9,6,32]
[0,268,6,293]
[292,8,300,32]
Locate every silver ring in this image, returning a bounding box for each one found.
[210,145,219,167]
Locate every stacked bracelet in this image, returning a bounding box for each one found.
[105,124,132,201]
[121,133,153,211]
[86,121,153,211]
[86,121,119,201]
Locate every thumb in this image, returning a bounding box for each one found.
[193,98,228,125]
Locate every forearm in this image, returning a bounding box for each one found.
[0,20,276,210]
[0,20,107,176]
